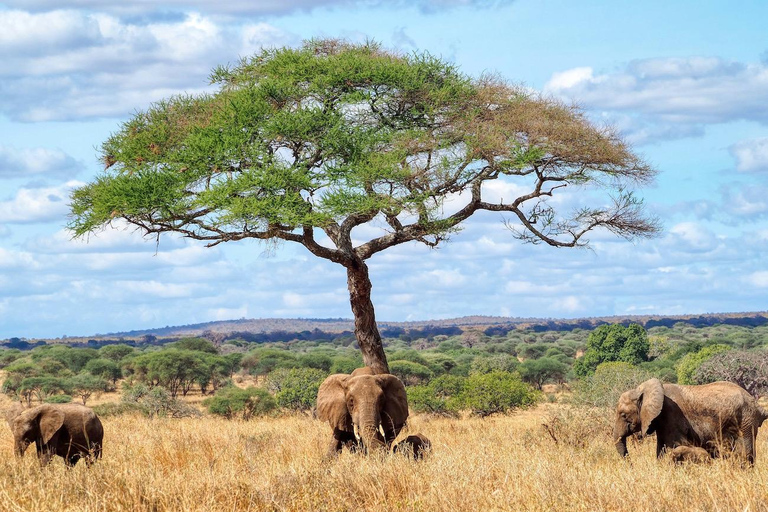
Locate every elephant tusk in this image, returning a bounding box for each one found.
[378,425,386,438]
[353,424,361,441]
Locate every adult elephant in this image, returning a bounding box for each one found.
[614,378,768,464]
[6,403,104,466]
[316,367,408,456]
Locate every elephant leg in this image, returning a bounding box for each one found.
[326,429,358,457]
[738,427,756,465]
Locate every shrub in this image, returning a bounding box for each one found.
[91,401,146,417]
[470,354,519,374]
[573,324,649,377]
[329,357,361,374]
[694,350,768,397]
[266,368,326,411]
[389,360,433,385]
[676,344,731,384]
[572,362,652,408]
[407,375,466,417]
[458,371,539,417]
[44,394,73,404]
[121,383,201,418]
[204,386,277,420]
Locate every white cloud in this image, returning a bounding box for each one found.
[0,180,84,223]
[544,56,768,142]
[0,11,296,121]
[1,0,516,17]
[115,280,198,298]
[282,292,307,308]
[750,271,768,288]
[730,137,768,173]
[0,145,82,179]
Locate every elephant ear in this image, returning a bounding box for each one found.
[376,374,409,429]
[316,374,352,432]
[39,407,65,444]
[638,378,664,436]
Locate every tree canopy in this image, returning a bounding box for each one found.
[69,39,659,373]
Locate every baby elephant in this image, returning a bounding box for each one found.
[393,434,431,459]
[6,403,103,466]
[669,445,712,464]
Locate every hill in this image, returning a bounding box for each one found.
[6,311,768,347]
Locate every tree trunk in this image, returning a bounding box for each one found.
[346,260,389,374]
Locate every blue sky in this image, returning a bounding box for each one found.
[1,0,768,339]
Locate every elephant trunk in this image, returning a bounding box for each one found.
[613,418,629,457]
[14,439,26,458]
[358,412,386,452]
[615,436,629,457]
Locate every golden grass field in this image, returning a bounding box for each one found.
[2,397,768,512]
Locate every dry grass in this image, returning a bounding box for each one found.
[1,401,768,511]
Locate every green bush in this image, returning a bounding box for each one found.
[407,375,466,416]
[676,344,731,384]
[266,368,326,410]
[44,394,73,404]
[572,362,652,408]
[91,401,146,417]
[121,383,201,418]
[573,324,649,377]
[458,371,539,417]
[204,386,277,420]
[389,360,433,385]
[470,354,519,374]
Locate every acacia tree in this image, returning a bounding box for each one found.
[69,40,659,374]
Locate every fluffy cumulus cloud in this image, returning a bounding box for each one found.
[0,145,82,179]
[0,10,296,121]
[544,56,768,143]
[730,137,768,173]
[0,181,84,223]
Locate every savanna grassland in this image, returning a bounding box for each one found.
[2,400,768,512]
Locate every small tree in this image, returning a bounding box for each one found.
[84,358,123,384]
[266,367,326,411]
[68,39,659,373]
[676,344,731,385]
[204,387,277,420]
[65,373,108,405]
[519,357,569,390]
[99,344,135,362]
[407,374,465,416]
[574,324,650,376]
[572,361,652,408]
[459,371,539,417]
[694,350,768,397]
[389,360,433,386]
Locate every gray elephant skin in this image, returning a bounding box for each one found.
[614,378,768,464]
[6,403,104,466]
[316,367,408,456]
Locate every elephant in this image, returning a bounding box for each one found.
[669,445,711,464]
[392,433,431,459]
[316,367,408,457]
[6,403,104,466]
[614,379,768,464]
